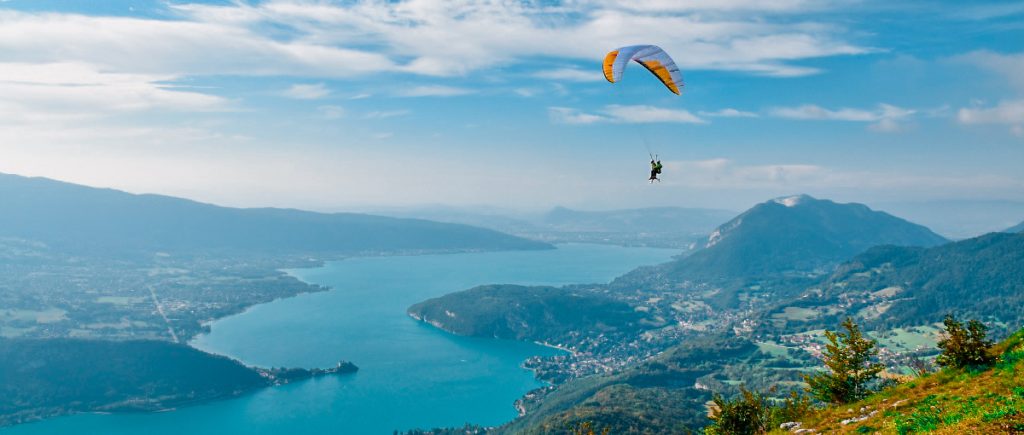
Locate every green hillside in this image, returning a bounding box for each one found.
[776,329,1024,434]
[408,285,656,346]
[0,338,355,427]
[761,232,1024,335]
[0,339,267,426]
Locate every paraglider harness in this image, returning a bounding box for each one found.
[649,154,662,182]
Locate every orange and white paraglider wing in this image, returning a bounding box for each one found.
[603,45,683,95]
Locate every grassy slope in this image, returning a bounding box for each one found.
[774,329,1024,434]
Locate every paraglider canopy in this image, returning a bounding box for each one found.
[603,45,683,95]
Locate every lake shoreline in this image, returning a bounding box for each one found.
[8,244,679,434]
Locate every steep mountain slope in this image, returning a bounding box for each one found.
[779,329,1024,434]
[764,232,1024,334]
[661,195,948,280]
[0,173,549,257]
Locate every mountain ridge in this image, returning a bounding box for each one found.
[657,194,948,281]
[0,172,551,257]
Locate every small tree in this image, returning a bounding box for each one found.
[706,386,773,435]
[936,314,995,369]
[804,317,884,404]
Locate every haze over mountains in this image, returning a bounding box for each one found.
[369,204,736,248]
[1007,220,1024,233]
[870,199,1024,240]
[0,173,549,258]
[4,170,1022,433]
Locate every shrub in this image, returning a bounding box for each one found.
[705,387,813,435]
[936,314,995,369]
[706,386,773,435]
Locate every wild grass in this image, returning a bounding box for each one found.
[769,329,1024,434]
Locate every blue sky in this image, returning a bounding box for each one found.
[1,0,1022,218]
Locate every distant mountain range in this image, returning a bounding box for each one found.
[370,204,736,248]
[870,199,1024,239]
[0,173,549,258]
[653,195,948,281]
[539,206,735,235]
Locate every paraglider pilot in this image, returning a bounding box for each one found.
[649,159,663,183]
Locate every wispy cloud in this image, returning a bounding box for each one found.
[549,107,607,125]
[958,100,1024,137]
[665,158,1024,192]
[603,105,707,124]
[396,85,475,98]
[549,105,705,124]
[956,50,1024,91]
[0,1,868,81]
[533,68,604,82]
[364,110,410,119]
[318,105,345,119]
[598,0,822,13]
[0,62,228,117]
[768,103,915,132]
[699,108,759,118]
[283,83,330,99]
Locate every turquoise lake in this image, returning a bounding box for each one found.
[5,243,678,434]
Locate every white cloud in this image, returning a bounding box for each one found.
[318,105,345,119]
[533,68,604,82]
[956,51,1024,92]
[952,51,1024,136]
[364,110,410,119]
[549,107,607,124]
[0,10,397,78]
[699,108,758,118]
[664,158,1024,192]
[0,1,866,81]
[396,85,475,97]
[768,103,915,132]
[603,105,706,124]
[957,99,1024,135]
[597,0,821,13]
[514,88,540,97]
[0,62,228,117]
[284,83,331,99]
[550,105,706,124]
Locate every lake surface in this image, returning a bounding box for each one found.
[5,244,678,434]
